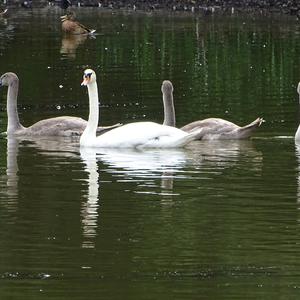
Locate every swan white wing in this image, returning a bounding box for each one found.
[296,126,300,142]
[82,122,191,148]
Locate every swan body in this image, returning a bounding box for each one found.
[81,121,199,148]
[80,69,201,149]
[161,80,263,140]
[296,126,300,142]
[181,117,264,140]
[0,72,120,137]
[296,82,300,142]
[61,11,95,35]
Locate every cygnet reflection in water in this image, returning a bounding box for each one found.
[0,135,80,222]
[185,139,263,174]
[5,137,20,198]
[3,136,99,249]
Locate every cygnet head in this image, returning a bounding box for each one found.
[81,69,96,86]
[161,80,173,94]
[0,72,18,87]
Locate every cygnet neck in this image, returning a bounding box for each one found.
[7,76,22,134]
[162,89,176,127]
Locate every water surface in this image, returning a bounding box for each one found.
[1,7,300,299]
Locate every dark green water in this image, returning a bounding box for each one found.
[1,7,300,299]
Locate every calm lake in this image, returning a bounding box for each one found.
[1,6,300,299]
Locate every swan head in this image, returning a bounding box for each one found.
[0,72,19,87]
[161,80,173,94]
[81,69,96,86]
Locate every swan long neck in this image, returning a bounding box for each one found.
[81,81,99,141]
[163,90,176,127]
[7,77,22,134]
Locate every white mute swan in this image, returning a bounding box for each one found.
[0,72,121,137]
[80,69,201,148]
[161,80,264,140]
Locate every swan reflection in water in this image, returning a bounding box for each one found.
[3,136,262,248]
[80,147,187,248]
[80,147,188,207]
[2,137,100,246]
[3,135,79,196]
[80,147,100,248]
[185,140,263,173]
[4,136,100,249]
[3,136,100,248]
[6,137,20,198]
[80,139,262,199]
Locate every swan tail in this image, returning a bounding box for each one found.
[237,117,264,139]
[96,123,122,135]
[172,128,204,147]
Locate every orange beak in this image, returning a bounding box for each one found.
[81,76,89,86]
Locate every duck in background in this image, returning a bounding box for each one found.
[61,11,96,35]
[161,80,264,140]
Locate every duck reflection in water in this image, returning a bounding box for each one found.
[60,34,88,59]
